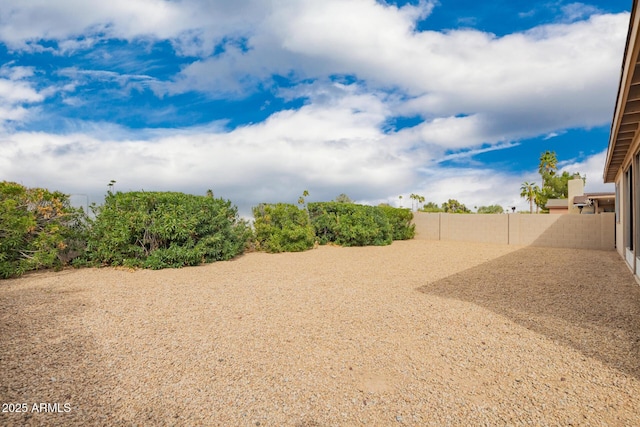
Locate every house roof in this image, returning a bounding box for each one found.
[573,193,615,205]
[573,195,591,205]
[604,0,640,183]
[545,199,568,208]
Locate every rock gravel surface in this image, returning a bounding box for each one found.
[1,240,640,426]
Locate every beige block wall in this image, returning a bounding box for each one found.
[412,213,440,240]
[440,213,509,244]
[413,212,615,250]
[510,213,614,250]
[601,213,616,251]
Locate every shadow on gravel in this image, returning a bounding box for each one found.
[0,283,112,426]
[417,246,640,380]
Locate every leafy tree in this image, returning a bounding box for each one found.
[546,171,584,198]
[534,189,544,214]
[477,205,504,214]
[536,151,585,205]
[420,202,444,213]
[253,203,315,253]
[520,181,540,214]
[377,205,415,240]
[0,181,88,278]
[442,199,470,213]
[334,193,353,203]
[84,191,251,269]
[307,202,392,246]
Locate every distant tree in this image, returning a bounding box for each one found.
[534,188,544,214]
[298,190,310,207]
[442,199,470,213]
[420,202,443,213]
[546,171,585,199]
[334,193,353,203]
[538,151,558,179]
[409,193,425,211]
[520,182,540,214]
[477,205,504,214]
[536,151,585,203]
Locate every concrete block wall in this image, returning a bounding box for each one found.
[413,212,615,251]
[440,213,508,244]
[412,212,440,240]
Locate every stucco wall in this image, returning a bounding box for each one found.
[413,212,615,251]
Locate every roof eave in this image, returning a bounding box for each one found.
[604,0,639,183]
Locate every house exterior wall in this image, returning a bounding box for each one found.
[616,183,624,258]
[548,207,568,214]
[604,0,640,277]
[413,212,615,251]
[613,131,640,273]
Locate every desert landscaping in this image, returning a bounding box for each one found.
[1,239,640,426]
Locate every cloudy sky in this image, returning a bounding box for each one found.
[0,0,632,215]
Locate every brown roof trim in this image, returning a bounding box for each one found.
[573,194,615,205]
[584,192,615,197]
[604,0,638,183]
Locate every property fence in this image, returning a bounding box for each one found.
[413,212,615,251]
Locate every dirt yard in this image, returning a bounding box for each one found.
[1,240,640,426]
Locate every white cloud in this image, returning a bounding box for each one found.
[0,65,46,127]
[560,150,615,193]
[159,3,627,150]
[1,1,626,145]
[402,167,534,212]
[0,0,267,56]
[398,149,614,213]
[0,1,626,214]
[561,2,602,22]
[0,89,416,214]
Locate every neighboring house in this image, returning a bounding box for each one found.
[546,199,569,214]
[573,193,616,214]
[604,0,640,275]
[544,178,615,214]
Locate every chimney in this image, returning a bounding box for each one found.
[568,178,584,214]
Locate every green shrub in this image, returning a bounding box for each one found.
[378,205,415,240]
[307,202,392,246]
[252,203,316,253]
[0,181,88,278]
[83,191,251,269]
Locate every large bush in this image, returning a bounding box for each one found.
[252,203,316,253]
[0,181,87,278]
[378,205,415,240]
[84,191,251,269]
[307,202,393,247]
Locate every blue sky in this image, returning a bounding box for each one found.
[0,0,632,215]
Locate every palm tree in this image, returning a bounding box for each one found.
[520,181,540,214]
[533,186,546,214]
[538,151,558,178]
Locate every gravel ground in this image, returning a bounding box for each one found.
[1,240,640,426]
